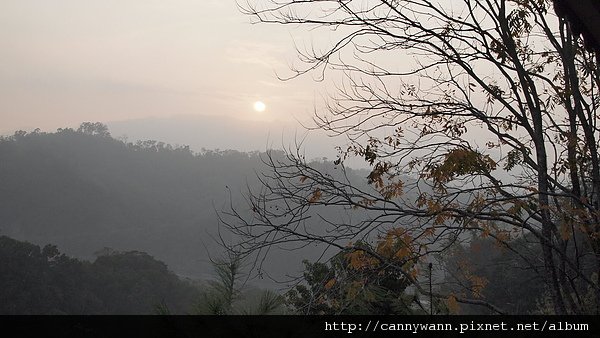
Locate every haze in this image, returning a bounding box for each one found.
[0,0,340,155]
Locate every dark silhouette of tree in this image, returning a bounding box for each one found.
[441,235,546,314]
[193,252,284,315]
[286,240,426,314]
[0,236,199,314]
[224,0,600,314]
[77,122,111,137]
[552,0,600,55]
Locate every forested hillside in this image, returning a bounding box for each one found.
[0,236,199,314]
[1,125,587,314]
[0,124,366,282]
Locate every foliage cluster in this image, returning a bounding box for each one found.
[227,0,600,314]
[0,236,199,314]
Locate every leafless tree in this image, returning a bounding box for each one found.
[224,0,600,314]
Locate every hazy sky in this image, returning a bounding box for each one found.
[0,0,327,133]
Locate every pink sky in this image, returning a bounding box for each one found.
[0,0,326,133]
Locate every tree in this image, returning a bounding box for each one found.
[224,0,600,314]
[286,240,426,314]
[0,236,200,314]
[193,252,284,315]
[441,235,547,314]
[77,122,110,137]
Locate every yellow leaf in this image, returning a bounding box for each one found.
[324,278,336,290]
[346,250,365,270]
[376,235,394,256]
[447,295,460,314]
[423,227,435,237]
[346,250,378,270]
[308,188,322,203]
[469,275,488,299]
[394,246,411,259]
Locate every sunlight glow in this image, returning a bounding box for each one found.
[253,101,266,112]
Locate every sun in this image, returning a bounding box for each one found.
[253,101,266,112]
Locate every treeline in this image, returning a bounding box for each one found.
[0,124,563,314]
[0,235,199,314]
[0,233,563,315]
[0,124,287,280]
[0,124,367,282]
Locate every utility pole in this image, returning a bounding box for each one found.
[429,262,433,315]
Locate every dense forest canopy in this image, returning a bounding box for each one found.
[0,235,199,314]
[0,126,257,279]
[0,121,593,314]
[0,125,369,284]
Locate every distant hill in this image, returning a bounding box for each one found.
[0,124,368,284]
[107,114,369,169]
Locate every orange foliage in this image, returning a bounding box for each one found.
[308,188,322,203]
[447,295,460,314]
[325,278,336,290]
